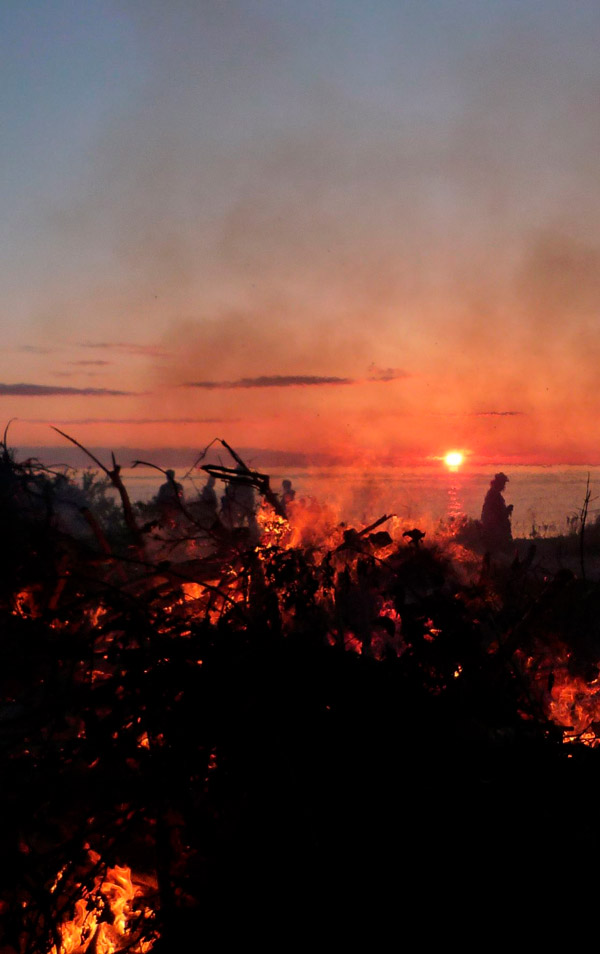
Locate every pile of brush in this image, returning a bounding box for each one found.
[1,434,600,948]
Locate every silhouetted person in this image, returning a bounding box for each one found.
[197,474,218,529]
[157,469,184,525]
[481,472,513,552]
[280,479,296,515]
[220,471,259,540]
[199,474,217,509]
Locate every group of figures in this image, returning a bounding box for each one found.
[155,469,295,536]
[156,467,516,552]
[156,462,513,552]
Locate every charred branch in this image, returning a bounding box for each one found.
[198,438,287,518]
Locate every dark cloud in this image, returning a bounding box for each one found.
[184,375,354,389]
[17,345,53,354]
[28,417,238,425]
[367,365,408,382]
[0,383,133,397]
[81,341,170,358]
[183,370,409,389]
[69,360,112,367]
[473,411,525,417]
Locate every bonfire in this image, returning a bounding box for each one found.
[1,434,599,949]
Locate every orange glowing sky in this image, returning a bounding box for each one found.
[4,2,600,465]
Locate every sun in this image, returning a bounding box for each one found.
[444,451,464,469]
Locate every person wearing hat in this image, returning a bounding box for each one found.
[481,473,513,551]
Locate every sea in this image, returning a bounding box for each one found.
[114,464,600,539]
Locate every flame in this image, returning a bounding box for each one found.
[258,497,342,551]
[548,668,600,745]
[256,504,292,548]
[518,645,600,747]
[50,853,158,954]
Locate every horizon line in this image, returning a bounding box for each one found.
[9,444,600,469]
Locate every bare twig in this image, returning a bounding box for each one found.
[183,437,222,480]
[52,427,143,548]
[580,473,592,581]
[51,427,110,475]
[1,418,16,462]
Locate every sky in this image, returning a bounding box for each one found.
[3,0,600,466]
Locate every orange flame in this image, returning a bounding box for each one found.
[50,853,158,954]
[548,669,600,745]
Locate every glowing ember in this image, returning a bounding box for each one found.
[548,668,600,745]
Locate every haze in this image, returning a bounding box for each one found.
[3,0,600,465]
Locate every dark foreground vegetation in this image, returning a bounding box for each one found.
[2,438,600,949]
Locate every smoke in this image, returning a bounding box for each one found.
[9,0,600,458]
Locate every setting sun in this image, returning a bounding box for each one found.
[444,451,464,468]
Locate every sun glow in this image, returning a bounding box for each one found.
[444,451,464,469]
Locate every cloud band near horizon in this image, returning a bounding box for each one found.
[184,375,354,389]
[0,383,133,396]
[27,417,238,425]
[183,370,407,389]
[474,411,524,417]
